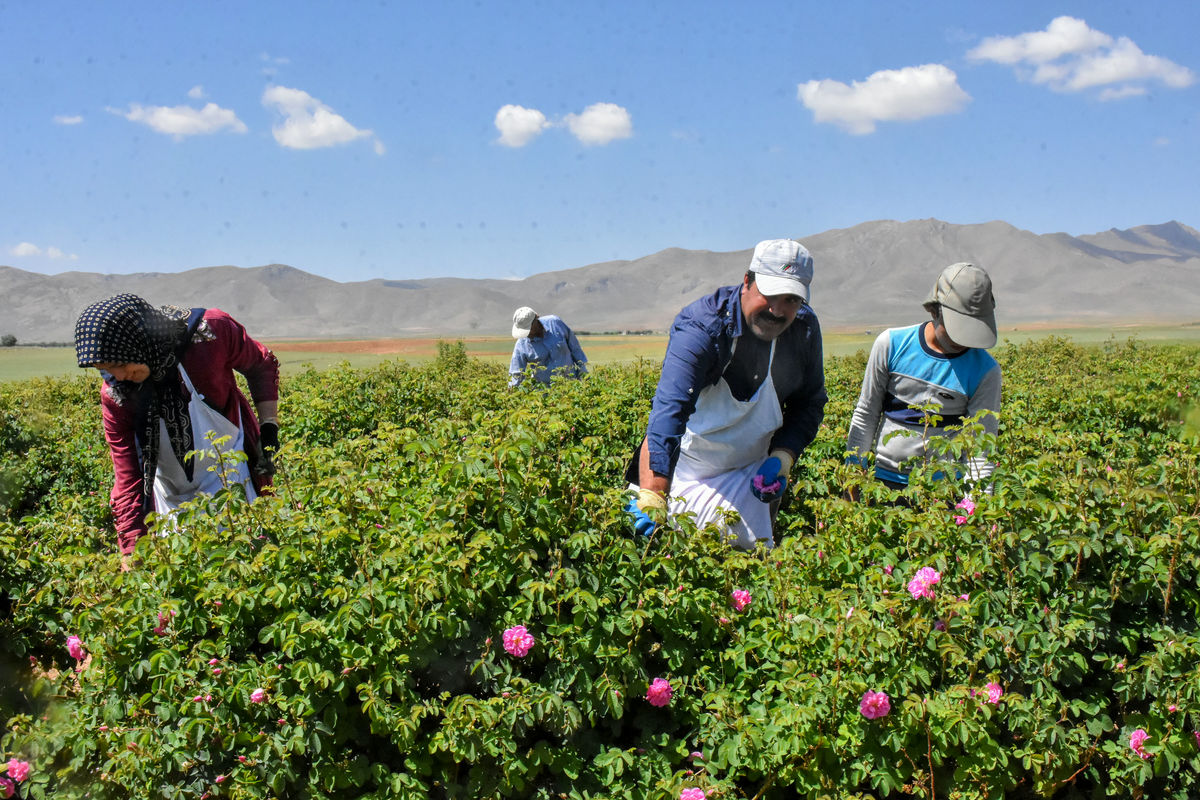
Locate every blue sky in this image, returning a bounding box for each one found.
[2,1,1197,282]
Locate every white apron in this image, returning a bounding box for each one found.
[671,339,783,550]
[151,364,256,524]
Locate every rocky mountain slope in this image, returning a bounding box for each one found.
[3,219,1197,342]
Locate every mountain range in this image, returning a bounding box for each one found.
[4,218,1199,343]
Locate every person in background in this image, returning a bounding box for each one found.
[845,262,1001,496]
[625,239,827,550]
[74,294,280,567]
[508,306,589,387]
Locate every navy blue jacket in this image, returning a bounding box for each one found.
[645,284,827,478]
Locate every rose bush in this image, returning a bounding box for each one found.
[0,337,1197,798]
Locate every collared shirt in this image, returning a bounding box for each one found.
[508,315,589,387]
[646,284,827,478]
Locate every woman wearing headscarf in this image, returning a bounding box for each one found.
[74,294,280,564]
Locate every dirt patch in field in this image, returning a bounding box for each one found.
[267,338,497,355]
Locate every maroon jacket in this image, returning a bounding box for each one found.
[100,309,279,554]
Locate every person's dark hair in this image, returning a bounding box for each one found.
[745,270,756,286]
[924,301,941,317]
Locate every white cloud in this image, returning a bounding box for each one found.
[188,85,206,99]
[797,64,970,135]
[968,16,1195,98]
[262,86,376,151]
[54,114,83,125]
[9,242,77,259]
[495,104,550,147]
[1154,136,1170,147]
[563,102,633,146]
[114,101,247,139]
[968,16,1110,65]
[1098,85,1147,101]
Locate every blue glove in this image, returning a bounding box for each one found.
[751,456,787,502]
[624,489,666,537]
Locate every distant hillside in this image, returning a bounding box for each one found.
[3,218,1198,342]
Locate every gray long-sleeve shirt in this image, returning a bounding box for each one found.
[846,323,1000,485]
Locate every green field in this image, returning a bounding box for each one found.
[4,324,1199,383]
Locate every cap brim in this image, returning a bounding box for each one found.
[753,273,810,301]
[941,305,997,349]
[512,324,532,339]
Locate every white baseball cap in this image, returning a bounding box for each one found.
[511,306,538,339]
[748,239,813,300]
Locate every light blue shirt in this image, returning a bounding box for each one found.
[508,315,588,387]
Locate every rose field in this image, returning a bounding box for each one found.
[1,337,1199,799]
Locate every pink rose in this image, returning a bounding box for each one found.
[859,690,890,720]
[985,682,1002,705]
[907,567,941,600]
[1193,731,1200,747]
[215,775,227,783]
[502,625,536,658]
[752,473,781,494]
[646,677,673,707]
[884,565,894,575]
[5,760,29,783]
[66,635,85,661]
[1130,728,1151,759]
[680,789,707,800]
[0,776,12,798]
[208,658,219,666]
[731,589,751,612]
[211,668,222,676]
[250,688,267,703]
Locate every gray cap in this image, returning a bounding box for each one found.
[748,239,813,300]
[924,262,997,349]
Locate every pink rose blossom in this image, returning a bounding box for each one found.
[193,695,203,702]
[954,496,976,524]
[502,625,536,658]
[1130,728,1151,759]
[238,755,247,763]
[204,694,212,702]
[718,616,730,625]
[731,589,751,612]
[688,751,703,761]
[208,658,219,665]
[985,682,1003,705]
[213,601,222,607]
[646,677,673,707]
[1194,731,1200,747]
[250,688,266,703]
[934,620,946,631]
[680,789,707,800]
[959,594,969,602]
[215,775,227,783]
[66,635,85,661]
[907,567,941,600]
[752,474,781,494]
[0,776,12,798]
[5,761,29,783]
[1168,704,1178,712]
[859,690,891,720]
[884,565,894,575]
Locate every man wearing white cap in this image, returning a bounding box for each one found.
[625,238,827,550]
[846,262,1001,492]
[508,307,589,387]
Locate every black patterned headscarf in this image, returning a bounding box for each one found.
[75,294,198,496]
